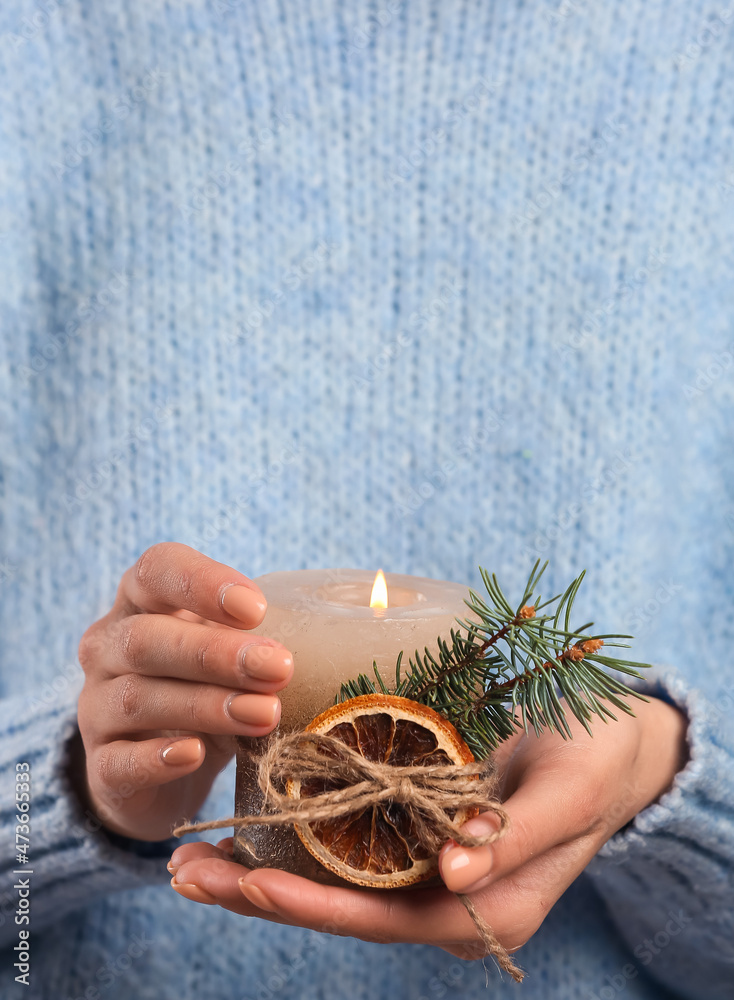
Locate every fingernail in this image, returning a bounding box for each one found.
[167,861,179,875]
[222,585,267,626]
[242,643,293,682]
[461,815,501,840]
[170,877,217,905]
[441,845,492,893]
[239,878,277,912]
[161,738,202,766]
[227,693,280,728]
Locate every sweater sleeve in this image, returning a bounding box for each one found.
[583,668,734,1000]
[0,689,175,947]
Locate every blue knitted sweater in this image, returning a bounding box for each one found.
[1,1,733,998]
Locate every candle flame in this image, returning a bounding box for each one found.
[370,569,388,609]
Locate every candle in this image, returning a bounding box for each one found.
[235,567,475,884]
[247,567,474,730]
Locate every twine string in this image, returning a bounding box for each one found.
[174,730,524,983]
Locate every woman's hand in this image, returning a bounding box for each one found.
[74,542,294,841]
[167,695,688,959]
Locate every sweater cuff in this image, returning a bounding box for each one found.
[0,689,172,945]
[584,666,734,999]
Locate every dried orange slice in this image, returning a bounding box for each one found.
[286,693,477,888]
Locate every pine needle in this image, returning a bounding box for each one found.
[336,560,651,759]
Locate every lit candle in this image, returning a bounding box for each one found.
[247,567,474,730]
[235,567,474,883]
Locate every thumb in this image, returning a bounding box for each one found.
[439,765,593,894]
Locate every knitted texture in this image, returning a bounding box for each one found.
[1,0,733,997]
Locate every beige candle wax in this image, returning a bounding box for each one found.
[248,567,474,729]
[234,567,475,884]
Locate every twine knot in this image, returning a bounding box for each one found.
[393,776,414,802]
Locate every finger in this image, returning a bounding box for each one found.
[115,542,268,628]
[86,735,238,841]
[170,610,241,632]
[102,614,294,691]
[92,735,205,797]
[234,869,482,946]
[175,845,600,958]
[173,847,595,956]
[451,834,608,957]
[439,765,601,894]
[170,856,298,927]
[232,844,596,954]
[93,675,281,739]
[87,735,208,835]
[169,839,231,874]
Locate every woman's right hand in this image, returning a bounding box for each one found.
[75,542,293,841]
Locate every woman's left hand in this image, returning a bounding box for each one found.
[167,695,688,959]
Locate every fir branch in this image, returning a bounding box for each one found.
[336,560,652,759]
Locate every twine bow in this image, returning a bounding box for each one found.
[174,731,523,982]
